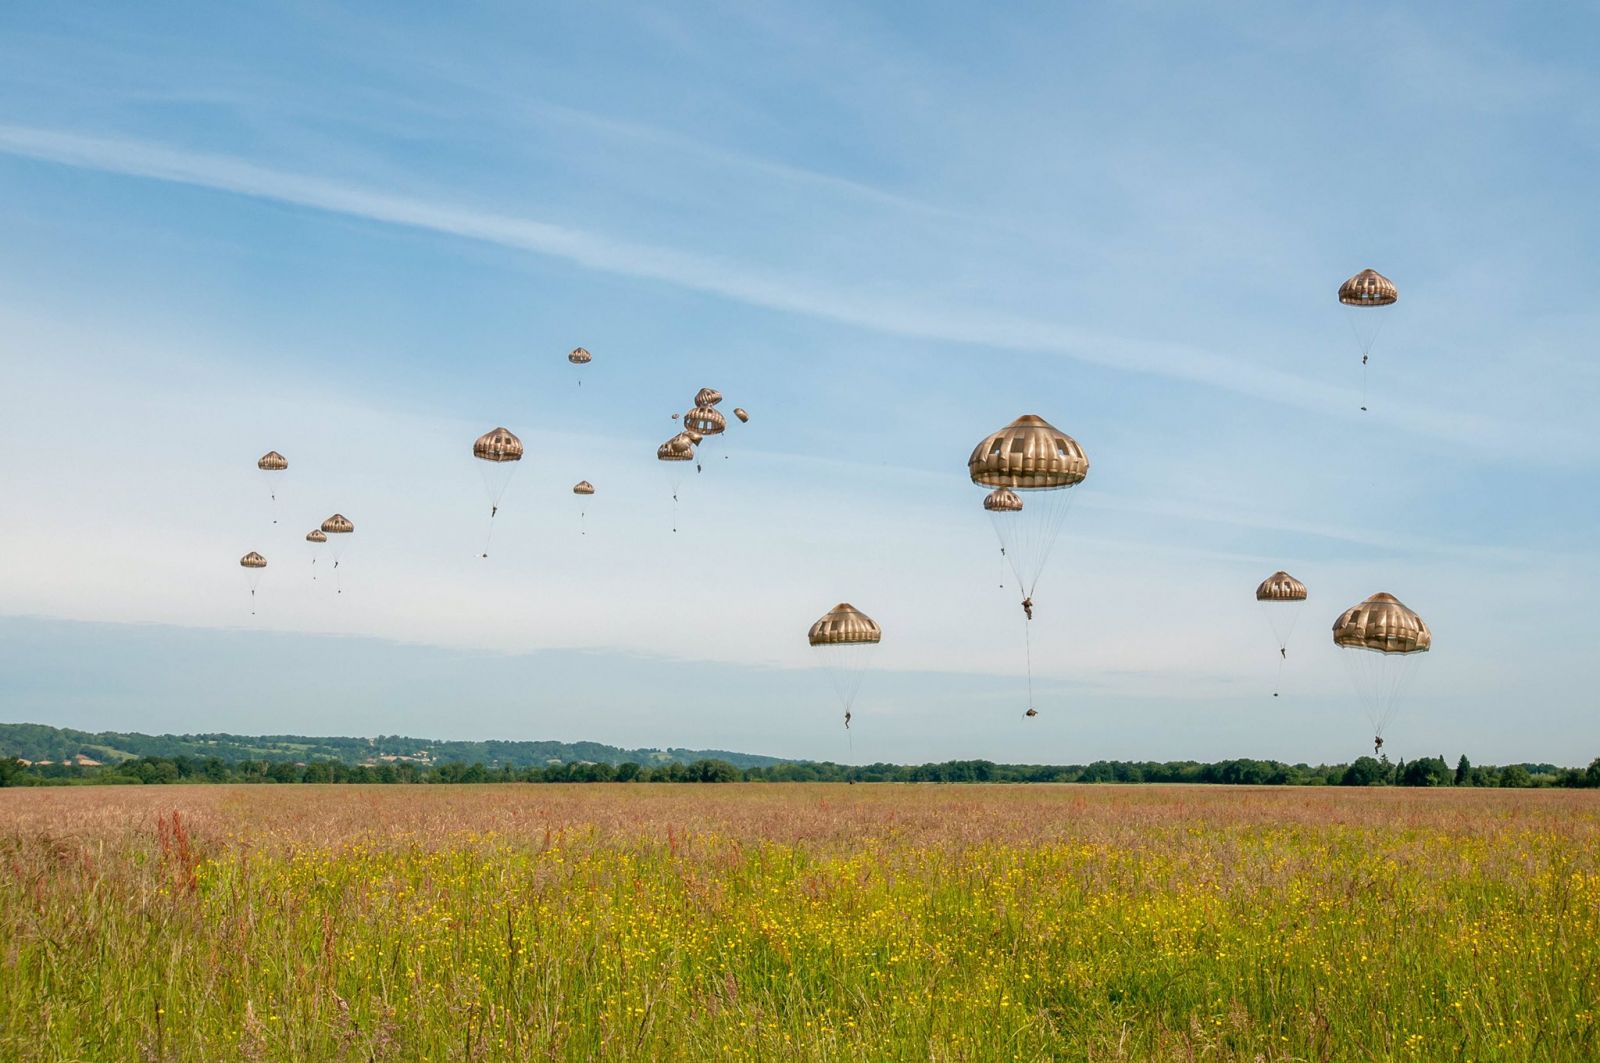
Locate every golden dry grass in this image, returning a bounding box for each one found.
[3,783,1598,1060]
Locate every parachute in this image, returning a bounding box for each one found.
[683,406,726,472]
[684,407,726,435]
[240,551,267,614]
[733,407,750,424]
[983,488,1024,590]
[1255,570,1308,696]
[1337,268,1397,411]
[472,427,523,557]
[970,415,1088,603]
[970,414,1090,715]
[305,529,326,581]
[319,514,354,593]
[1332,592,1431,750]
[694,387,723,407]
[807,603,881,732]
[572,480,595,534]
[657,433,695,531]
[568,347,591,386]
[256,451,287,523]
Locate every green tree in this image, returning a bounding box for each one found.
[1586,757,1600,789]
[1401,756,1451,787]
[1340,756,1387,786]
[1499,764,1533,789]
[1455,755,1473,786]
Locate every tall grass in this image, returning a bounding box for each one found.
[2,785,1597,1060]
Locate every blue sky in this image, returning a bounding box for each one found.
[1,2,1596,764]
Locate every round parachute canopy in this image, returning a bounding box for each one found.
[568,347,592,365]
[320,513,354,535]
[670,412,680,420]
[984,487,1023,513]
[694,387,723,407]
[733,407,750,424]
[240,551,267,569]
[969,415,1089,489]
[807,603,882,646]
[1333,592,1430,653]
[473,427,523,463]
[572,480,595,495]
[257,451,288,472]
[1338,269,1397,307]
[305,530,327,544]
[683,405,726,437]
[657,435,695,462]
[1256,571,1308,602]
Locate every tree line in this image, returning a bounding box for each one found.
[4,753,1598,788]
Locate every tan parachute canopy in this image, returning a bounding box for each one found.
[1338,269,1397,307]
[733,407,750,423]
[684,406,726,436]
[968,415,1089,489]
[807,603,882,646]
[1332,593,1431,653]
[305,529,327,543]
[686,429,704,444]
[1256,571,1308,602]
[472,427,523,462]
[983,487,1023,513]
[568,347,592,365]
[320,514,354,534]
[572,480,595,495]
[657,434,695,461]
[256,451,288,471]
[239,551,267,569]
[694,387,723,407]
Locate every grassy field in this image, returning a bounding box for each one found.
[2,784,1597,1061]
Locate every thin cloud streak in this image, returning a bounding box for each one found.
[0,122,1532,455]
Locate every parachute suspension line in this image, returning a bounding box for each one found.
[480,509,498,559]
[998,546,1007,590]
[1023,614,1035,716]
[1346,313,1387,413]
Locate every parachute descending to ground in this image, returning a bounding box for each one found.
[305,529,326,580]
[572,480,594,534]
[1338,268,1397,411]
[970,414,1089,717]
[239,551,267,614]
[1255,571,1308,696]
[472,427,523,557]
[319,514,354,593]
[970,415,1089,609]
[733,407,750,423]
[683,405,726,472]
[807,603,881,733]
[256,451,287,523]
[657,433,695,531]
[568,347,591,386]
[1333,592,1430,754]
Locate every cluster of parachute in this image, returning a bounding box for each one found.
[248,283,1427,752]
[468,348,605,556]
[811,271,1428,749]
[656,386,751,532]
[241,450,355,610]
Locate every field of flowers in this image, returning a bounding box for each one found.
[2,783,1598,1061]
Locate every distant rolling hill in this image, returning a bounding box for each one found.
[0,722,790,770]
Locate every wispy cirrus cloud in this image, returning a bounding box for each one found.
[0,122,1536,456]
